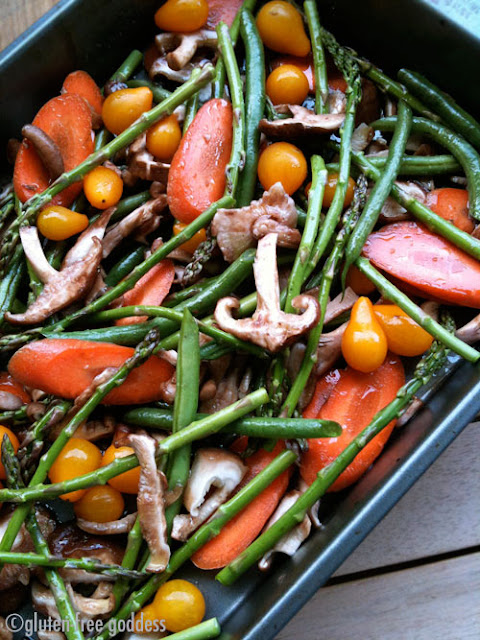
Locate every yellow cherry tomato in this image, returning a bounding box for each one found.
[153,579,205,633]
[257,142,307,195]
[102,87,153,135]
[146,115,182,163]
[48,438,102,502]
[266,64,309,105]
[374,305,434,357]
[0,426,19,481]
[342,297,388,373]
[133,605,166,635]
[83,166,124,210]
[257,1,311,57]
[172,222,207,254]
[154,0,208,32]
[37,206,89,241]
[345,264,376,295]
[323,173,356,209]
[102,444,141,494]
[73,485,125,523]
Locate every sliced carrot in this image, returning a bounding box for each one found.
[61,70,104,128]
[426,188,474,234]
[115,260,175,326]
[13,94,94,207]
[192,442,291,569]
[0,372,31,404]
[8,339,174,405]
[301,356,405,492]
[167,98,233,224]
[206,0,244,27]
[363,221,480,308]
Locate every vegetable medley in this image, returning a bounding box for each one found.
[1,0,480,638]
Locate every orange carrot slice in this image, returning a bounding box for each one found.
[13,94,94,207]
[206,0,244,27]
[8,339,173,405]
[301,356,405,492]
[192,442,291,569]
[167,98,233,224]
[61,70,104,128]
[363,221,480,308]
[115,260,175,326]
[426,188,474,234]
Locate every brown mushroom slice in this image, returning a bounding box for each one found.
[22,124,64,180]
[215,233,320,353]
[172,448,247,541]
[154,30,217,71]
[456,311,480,345]
[212,182,301,263]
[315,323,347,377]
[32,580,115,624]
[102,194,168,258]
[0,618,13,640]
[77,512,137,536]
[127,433,170,573]
[123,134,171,188]
[351,123,374,153]
[6,209,113,325]
[259,105,345,140]
[379,181,427,223]
[0,391,24,410]
[258,491,311,571]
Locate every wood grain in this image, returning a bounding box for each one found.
[277,552,480,640]
[0,0,60,51]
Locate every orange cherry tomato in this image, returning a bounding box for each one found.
[266,64,309,105]
[84,166,123,210]
[102,87,153,135]
[154,0,209,32]
[102,444,140,494]
[257,142,307,195]
[345,264,376,295]
[323,173,356,209]
[256,1,311,57]
[37,206,89,241]
[146,115,182,163]
[48,438,102,502]
[0,426,19,481]
[73,485,125,523]
[153,579,205,633]
[374,305,434,357]
[341,297,388,373]
[271,55,315,93]
[172,222,207,254]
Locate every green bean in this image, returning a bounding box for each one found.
[94,128,111,151]
[356,257,480,362]
[343,100,412,278]
[326,154,461,176]
[110,190,150,223]
[372,116,480,220]
[127,78,172,103]
[0,246,24,325]
[163,277,217,307]
[165,310,200,530]
[304,0,328,113]
[124,407,342,438]
[109,50,143,84]
[217,23,245,198]
[336,143,480,261]
[398,69,480,151]
[104,245,145,286]
[285,155,327,311]
[183,90,200,134]
[236,8,265,207]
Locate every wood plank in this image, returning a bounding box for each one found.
[0,0,60,50]
[335,422,480,576]
[277,552,480,640]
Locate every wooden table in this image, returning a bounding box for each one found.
[1,2,480,639]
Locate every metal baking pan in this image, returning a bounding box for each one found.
[1,1,480,638]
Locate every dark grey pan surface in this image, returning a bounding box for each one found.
[1,1,479,638]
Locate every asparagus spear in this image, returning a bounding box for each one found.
[304,0,329,113]
[216,330,453,585]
